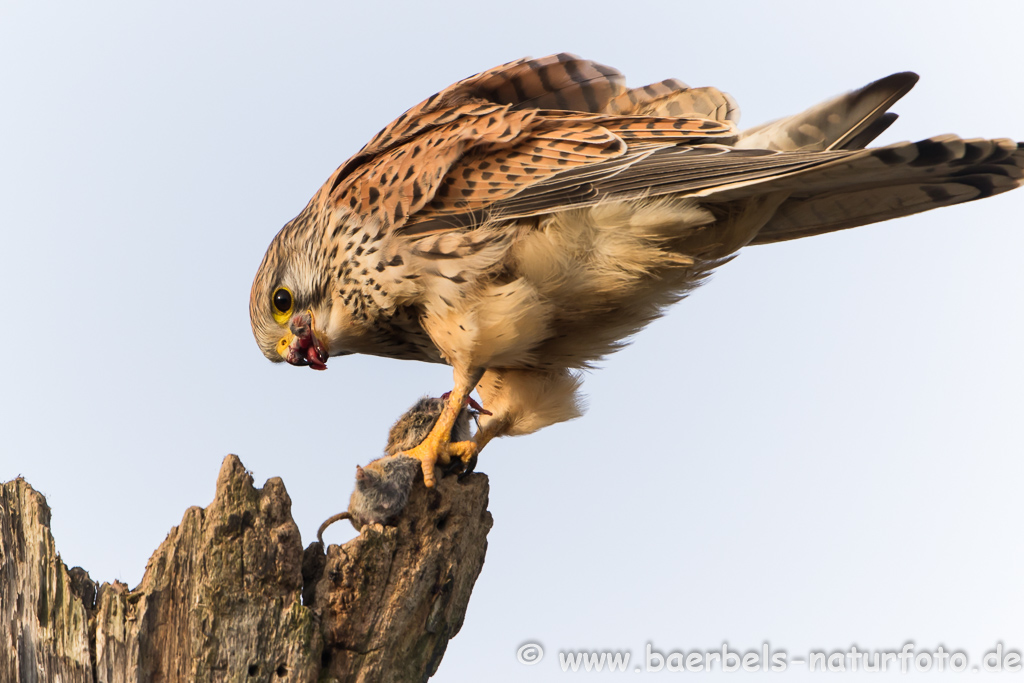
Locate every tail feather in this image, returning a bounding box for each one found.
[745,137,1024,244]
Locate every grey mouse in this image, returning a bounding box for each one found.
[317,397,472,544]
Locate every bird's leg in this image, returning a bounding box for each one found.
[473,421,502,454]
[403,372,483,487]
[456,419,505,479]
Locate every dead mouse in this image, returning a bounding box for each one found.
[317,397,472,544]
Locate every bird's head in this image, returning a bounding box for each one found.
[249,227,333,371]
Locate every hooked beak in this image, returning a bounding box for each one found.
[277,310,328,371]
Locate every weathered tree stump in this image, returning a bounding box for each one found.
[0,477,93,683]
[0,455,492,683]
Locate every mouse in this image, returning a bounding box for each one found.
[316,397,473,544]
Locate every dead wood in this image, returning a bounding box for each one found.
[0,455,491,683]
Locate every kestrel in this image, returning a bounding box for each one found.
[250,54,1023,486]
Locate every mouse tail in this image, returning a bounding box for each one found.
[317,511,353,546]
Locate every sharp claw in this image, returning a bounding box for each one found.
[439,391,491,416]
[457,453,479,481]
[465,396,492,416]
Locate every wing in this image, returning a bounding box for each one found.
[322,56,1023,244]
[322,54,737,233]
[736,72,918,151]
[437,71,927,224]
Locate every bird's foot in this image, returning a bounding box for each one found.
[403,437,478,487]
[447,439,479,464]
[404,380,483,486]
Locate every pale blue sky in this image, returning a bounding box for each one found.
[2,1,1022,679]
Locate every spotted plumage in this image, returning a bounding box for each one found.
[250,54,1024,485]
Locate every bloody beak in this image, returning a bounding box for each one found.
[282,310,328,371]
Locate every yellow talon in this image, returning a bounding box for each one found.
[404,438,478,487]
[401,385,476,487]
[448,440,478,464]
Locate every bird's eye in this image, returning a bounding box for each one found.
[272,287,293,323]
[273,288,292,313]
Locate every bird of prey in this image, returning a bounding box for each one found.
[250,54,1023,486]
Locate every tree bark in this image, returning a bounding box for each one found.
[0,455,492,683]
[0,477,93,683]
